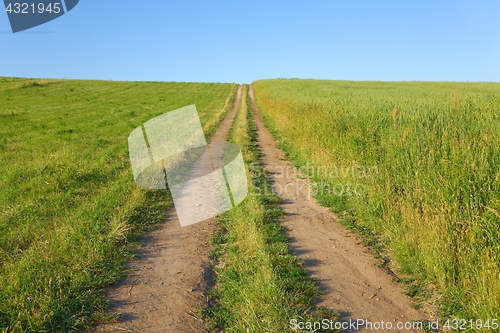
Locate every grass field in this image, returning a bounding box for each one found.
[202,85,338,333]
[253,79,500,328]
[0,77,236,331]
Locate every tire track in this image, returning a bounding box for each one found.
[94,85,242,333]
[249,85,430,333]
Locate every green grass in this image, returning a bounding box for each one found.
[0,77,235,332]
[253,79,500,331]
[201,85,339,333]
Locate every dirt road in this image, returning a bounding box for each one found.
[249,86,429,332]
[96,85,429,333]
[94,85,242,333]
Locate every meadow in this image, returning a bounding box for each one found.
[0,77,236,331]
[253,79,500,329]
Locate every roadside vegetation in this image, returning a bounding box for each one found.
[0,77,235,331]
[202,85,339,333]
[253,79,500,330]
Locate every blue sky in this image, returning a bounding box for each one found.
[1,0,499,83]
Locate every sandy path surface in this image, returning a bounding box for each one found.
[249,86,430,333]
[94,85,242,333]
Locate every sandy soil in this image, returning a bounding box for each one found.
[93,85,242,333]
[249,86,430,333]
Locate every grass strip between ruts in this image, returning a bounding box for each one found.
[201,84,339,333]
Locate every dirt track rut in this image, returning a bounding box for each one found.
[94,85,242,333]
[249,86,429,333]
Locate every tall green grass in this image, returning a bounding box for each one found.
[253,79,500,329]
[0,77,235,331]
[202,85,339,333]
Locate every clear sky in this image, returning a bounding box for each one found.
[1,0,499,83]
